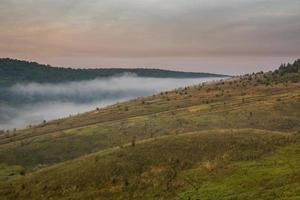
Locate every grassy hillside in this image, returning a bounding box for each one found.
[0,60,300,199]
[0,58,227,87]
[1,130,299,200]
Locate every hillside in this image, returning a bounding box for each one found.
[0,58,227,87]
[0,60,300,200]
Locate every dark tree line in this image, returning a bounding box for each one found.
[275,59,300,75]
[0,58,227,86]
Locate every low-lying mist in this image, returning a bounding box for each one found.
[0,74,222,130]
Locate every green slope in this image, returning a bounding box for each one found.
[0,129,299,200]
[1,77,299,170]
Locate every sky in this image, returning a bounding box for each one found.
[0,0,299,74]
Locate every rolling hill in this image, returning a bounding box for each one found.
[0,59,299,200]
[0,58,227,87]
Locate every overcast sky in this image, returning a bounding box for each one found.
[0,0,299,74]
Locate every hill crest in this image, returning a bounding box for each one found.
[0,58,228,86]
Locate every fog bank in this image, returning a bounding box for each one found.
[0,75,222,130]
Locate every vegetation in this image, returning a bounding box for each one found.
[0,58,227,86]
[0,59,300,199]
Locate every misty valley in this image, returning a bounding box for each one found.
[0,60,223,130]
[0,59,227,130]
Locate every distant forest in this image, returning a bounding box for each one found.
[0,58,227,86]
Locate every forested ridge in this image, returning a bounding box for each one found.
[0,58,227,86]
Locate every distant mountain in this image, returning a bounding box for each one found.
[0,58,228,86]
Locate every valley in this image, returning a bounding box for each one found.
[0,60,300,199]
